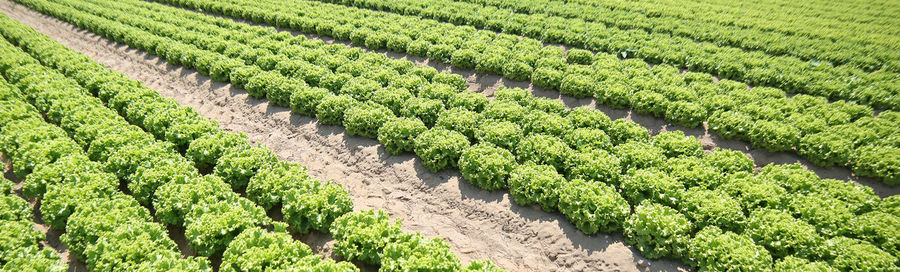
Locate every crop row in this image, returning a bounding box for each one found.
[572,0,900,47]
[0,92,66,272]
[0,13,501,272]
[22,0,900,270]
[154,0,899,112]
[119,0,899,184]
[565,0,900,50]
[0,53,212,270]
[320,0,896,74]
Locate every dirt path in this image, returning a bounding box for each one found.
[0,1,695,271]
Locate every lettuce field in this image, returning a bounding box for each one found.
[0,0,897,271]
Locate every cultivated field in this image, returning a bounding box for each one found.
[0,0,897,271]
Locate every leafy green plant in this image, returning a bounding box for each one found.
[521,111,572,137]
[564,149,621,185]
[687,226,773,272]
[419,84,458,104]
[340,77,381,101]
[508,163,565,212]
[22,153,103,198]
[378,117,428,155]
[0,220,44,261]
[2,246,67,272]
[756,163,822,193]
[458,143,516,191]
[184,199,270,256]
[565,107,611,130]
[214,145,279,190]
[209,57,244,82]
[606,119,650,145]
[331,209,404,265]
[559,74,594,98]
[664,156,723,189]
[652,130,702,158]
[82,221,181,271]
[154,175,235,226]
[447,91,489,112]
[562,127,611,151]
[289,86,332,116]
[414,128,470,172]
[0,194,30,223]
[630,91,668,117]
[515,134,572,172]
[400,97,445,127]
[557,179,630,234]
[128,158,198,205]
[481,101,527,124]
[381,233,462,272]
[450,49,478,69]
[745,208,824,258]
[247,161,315,211]
[532,67,563,89]
[229,65,262,89]
[819,237,897,272]
[316,94,358,125]
[787,194,854,237]
[678,188,745,232]
[282,181,353,234]
[61,194,153,259]
[475,120,524,150]
[624,201,692,259]
[462,260,505,272]
[244,70,282,99]
[748,120,800,152]
[613,140,665,170]
[371,87,413,115]
[880,195,900,217]
[502,61,531,81]
[565,49,593,65]
[344,102,395,138]
[0,177,12,194]
[718,173,788,212]
[847,211,899,257]
[40,173,118,230]
[432,72,466,91]
[708,111,752,140]
[774,256,838,272]
[220,227,313,272]
[852,145,899,185]
[528,97,566,115]
[185,131,250,170]
[703,148,754,174]
[435,108,481,140]
[620,168,684,206]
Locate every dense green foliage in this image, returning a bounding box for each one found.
[149,0,900,185]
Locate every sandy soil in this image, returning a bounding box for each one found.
[0,0,895,271]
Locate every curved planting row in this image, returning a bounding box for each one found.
[0,51,212,271]
[565,0,900,48]
[0,94,66,271]
[317,0,898,75]
[543,0,900,68]
[153,0,900,112]
[0,13,501,272]
[141,0,900,184]
[15,0,900,270]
